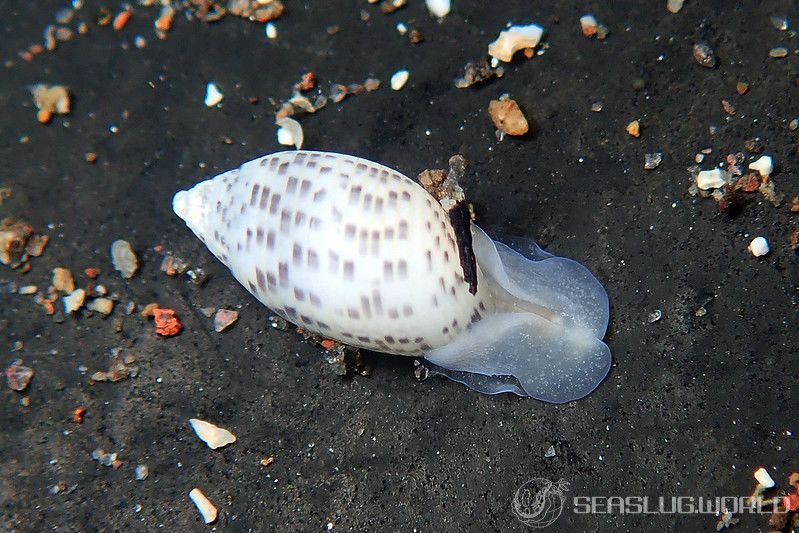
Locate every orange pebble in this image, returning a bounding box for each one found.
[113,10,132,31]
[153,308,182,336]
[73,406,86,423]
[320,339,336,350]
[784,493,799,512]
[37,109,53,124]
[155,11,174,33]
[296,72,315,91]
[84,267,100,279]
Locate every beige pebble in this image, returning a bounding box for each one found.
[276,117,303,149]
[769,47,788,59]
[213,309,239,332]
[18,285,37,295]
[390,69,409,90]
[189,488,218,524]
[87,297,115,316]
[189,418,236,449]
[110,240,138,278]
[666,0,684,13]
[31,84,71,117]
[52,267,75,293]
[696,168,725,190]
[754,466,776,488]
[63,288,86,313]
[488,97,529,136]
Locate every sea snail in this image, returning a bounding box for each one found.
[173,151,611,403]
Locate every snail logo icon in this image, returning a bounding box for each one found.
[512,477,570,529]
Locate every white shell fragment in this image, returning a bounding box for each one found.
[276,117,303,149]
[110,240,138,279]
[390,69,410,90]
[754,467,776,488]
[748,155,773,177]
[425,0,450,18]
[265,22,277,39]
[748,237,770,257]
[204,82,224,107]
[487,23,544,62]
[189,418,237,449]
[696,168,725,190]
[189,488,218,524]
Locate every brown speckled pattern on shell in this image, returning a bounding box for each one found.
[176,150,494,355]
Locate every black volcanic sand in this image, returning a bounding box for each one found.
[1,1,797,531]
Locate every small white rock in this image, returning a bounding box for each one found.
[204,82,224,107]
[748,155,773,177]
[666,0,684,13]
[754,467,776,488]
[265,22,277,39]
[87,297,114,316]
[110,240,138,279]
[425,0,450,18]
[189,488,218,524]
[748,237,769,257]
[63,288,86,313]
[277,127,294,146]
[487,23,544,62]
[579,14,597,33]
[770,16,789,31]
[390,69,410,90]
[189,418,237,449]
[134,464,149,481]
[696,168,725,190]
[276,117,304,149]
[396,22,407,35]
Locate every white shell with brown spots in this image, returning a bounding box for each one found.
[173,150,490,355]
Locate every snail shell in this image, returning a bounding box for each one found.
[173,151,611,403]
